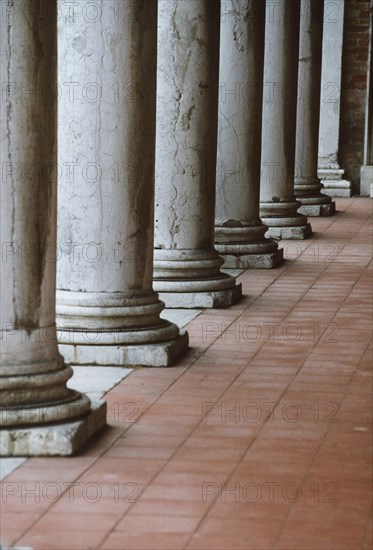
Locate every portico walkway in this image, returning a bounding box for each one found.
[1,198,372,550]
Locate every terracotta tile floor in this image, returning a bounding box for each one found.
[1,198,372,550]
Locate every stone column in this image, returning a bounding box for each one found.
[0,0,105,456]
[214,0,283,268]
[56,0,188,366]
[260,0,312,239]
[153,0,242,307]
[294,0,336,216]
[361,0,373,197]
[318,0,352,196]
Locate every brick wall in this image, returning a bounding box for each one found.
[340,0,371,193]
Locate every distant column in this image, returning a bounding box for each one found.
[294,0,336,216]
[0,0,105,456]
[361,0,373,197]
[154,0,242,307]
[214,0,283,268]
[260,0,312,239]
[56,0,188,365]
[318,0,352,197]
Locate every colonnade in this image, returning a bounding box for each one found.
[1,0,351,455]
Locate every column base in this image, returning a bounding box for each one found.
[260,201,312,240]
[360,166,373,197]
[217,249,283,269]
[59,330,189,367]
[321,182,352,197]
[56,289,189,366]
[214,223,283,268]
[297,201,336,217]
[156,283,242,309]
[318,168,352,197]
[0,401,106,457]
[153,248,242,308]
[264,223,312,240]
[294,177,335,216]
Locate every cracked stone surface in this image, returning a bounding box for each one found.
[153,0,241,306]
[294,0,335,215]
[260,0,311,237]
[318,0,350,191]
[215,0,281,268]
[0,2,102,457]
[56,1,188,361]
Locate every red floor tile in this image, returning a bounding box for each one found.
[2,198,371,550]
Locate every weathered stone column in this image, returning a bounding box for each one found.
[260,0,312,239]
[0,0,105,456]
[56,0,188,365]
[153,0,242,308]
[214,0,283,268]
[294,0,336,216]
[318,0,352,196]
[361,0,373,197]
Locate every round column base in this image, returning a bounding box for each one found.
[58,330,189,367]
[0,400,106,456]
[153,248,242,308]
[56,289,189,365]
[214,223,282,268]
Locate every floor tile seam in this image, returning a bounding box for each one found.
[5,444,132,546]
[361,516,373,550]
[109,242,319,431]
[0,459,27,483]
[183,254,372,547]
[271,306,372,546]
[10,200,361,547]
[4,520,37,549]
[10,449,130,548]
[306,245,372,319]
[96,322,283,548]
[321,257,373,329]
[100,364,191,398]
[276,207,352,291]
[181,292,355,549]
[94,256,322,549]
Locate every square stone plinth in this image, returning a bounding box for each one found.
[360,166,373,197]
[265,223,312,240]
[221,249,283,269]
[321,179,352,197]
[297,202,336,217]
[59,330,189,367]
[158,283,242,309]
[0,401,106,457]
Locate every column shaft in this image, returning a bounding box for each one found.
[56,0,188,365]
[295,0,335,216]
[214,0,283,268]
[153,0,242,308]
[361,0,373,197]
[318,0,352,196]
[260,0,312,240]
[0,0,105,456]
